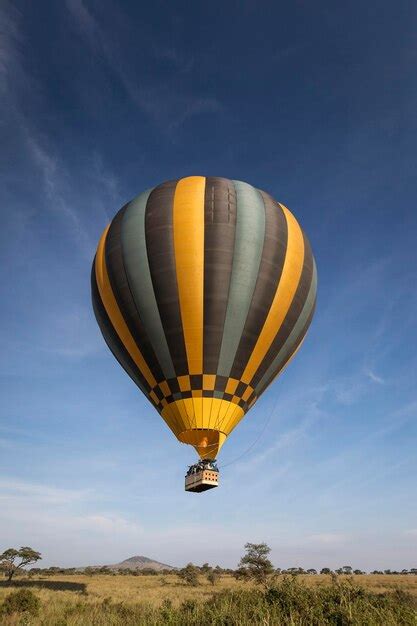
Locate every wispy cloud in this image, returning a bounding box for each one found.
[235,424,308,474]
[65,0,222,131]
[75,514,143,537]
[25,133,95,256]
[34,305,102,358]
[307,533,349,546]
[0,476,144,565]
[0,2,21,89]
[365,368,385,385]
[0,3,102,258]
[0,477,90,505]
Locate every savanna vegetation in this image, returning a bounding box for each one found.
[0,543,416,625]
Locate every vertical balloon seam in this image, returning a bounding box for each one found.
[144,180,194,432]
[216,180,266,381]
[229,189,288,382]
[255,260,317,396]
[207,179,239,434]
[250,230,314,389]
[222,401,246,435]
[160,402,182,436]
[243,190,288,389]
[105,206,166,386]
[144,181,188,375]
[115,196,183,436]
[219,400,241,435]
[202,177,237,372]
[210,178,237,434]
[119,189,183,436]
[241,203,305,385]
[211,179,266,438]
[203,177,237,432]
[121,189,177,382]
[213,399,231,432]
[213,399,233,434]
[94,225,157,389]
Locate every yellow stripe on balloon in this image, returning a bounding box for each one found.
[173,176,206,375]
[95,226,157,388]
[241,204,305,385]
[222,402,246,435]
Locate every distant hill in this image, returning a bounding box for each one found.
[92,555,175,571]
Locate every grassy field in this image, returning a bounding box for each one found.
[0,573,416,624]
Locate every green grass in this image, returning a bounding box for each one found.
[0,573,416,625]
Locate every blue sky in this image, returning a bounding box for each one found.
[1,0,416,571]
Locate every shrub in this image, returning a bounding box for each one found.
[178,563,200,586]
[206,569,221,586]
[1,588,40,616]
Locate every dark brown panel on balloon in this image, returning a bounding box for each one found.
[145,180,189,377]
[203,177,237,375]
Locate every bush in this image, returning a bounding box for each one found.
[178,563,200,586]
[206,570,221,586]
[1,588,40,616]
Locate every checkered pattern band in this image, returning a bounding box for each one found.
[148,375,256,413]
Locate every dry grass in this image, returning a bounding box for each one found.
[300,573,417,597]
[0,573,245,609]
[0,573,416,625]
[1,573,415,606]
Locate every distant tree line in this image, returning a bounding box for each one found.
[1,544,417,581]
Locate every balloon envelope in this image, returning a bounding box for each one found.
[91,176,317,459]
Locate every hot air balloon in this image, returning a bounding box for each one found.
[91,176,317,492]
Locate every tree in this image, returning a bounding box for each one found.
[286,567,304,576]
[235,542,274,589]
[307,568,317,575]
[320,568,332,575]
[84,566,96,577]
[178,563,199,586]
[207,569,221,586]
[0,547,42,582]
[200,563,211,574]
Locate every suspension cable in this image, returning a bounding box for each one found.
[218,394,280,469]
